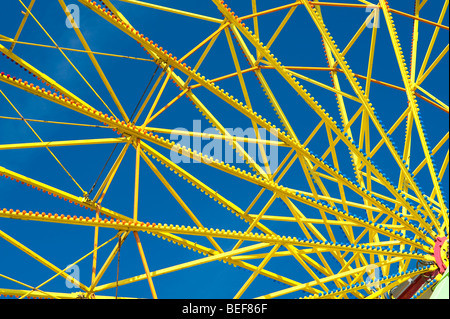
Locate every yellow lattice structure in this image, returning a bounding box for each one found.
[0,0,448,299]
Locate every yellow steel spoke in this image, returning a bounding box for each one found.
[388,7,449,30]
[254,5,298,66]
[415,85,449,112]
[179,22,229,64]
[92,142,132,203]
[9,0,35,52]
[416,44,449,86]
[251,0,260,59]
[145,127,286,146]
[85,7,271,180]
[0,209,431,261]
[87,231,131,297]
[416,0,449,81]
[138,148,225,253]
[59,0,130,122]
[380,0,447,231]
[411,132,449,178]
[1,89,85,194]
[93,242,289,293]
[0,115,109,128]
[0,137,127,151]
[0,273,58,299]
[224,27,272,176]
[0,0,447,300]
[410,0,421,83]
[0,165,132,222]
[141,131,433,246]
[257,257,409,299]
[144,89,189,125]
[17,0,120,121]
[419,0,429,11]
[142,67,174,127]
[287,70,361,103]
[116,0,223,23]
[0,228,89,292]
[342,69,449,113]
[365,3,379,97]
[133,140,141,221]
[0,288,135,299]
[133,231,158,298]
[89,141,131,289]
[182,23,228,88]
[0,37,154,61]
[19,232,120,299]
[132,70,166,125]
[211,4,423,234]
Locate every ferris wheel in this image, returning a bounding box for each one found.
[0,0,448,299]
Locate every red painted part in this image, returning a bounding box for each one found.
[397,270,438,299]
[433,237,448,273]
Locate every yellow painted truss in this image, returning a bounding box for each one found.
[0,0,448,299]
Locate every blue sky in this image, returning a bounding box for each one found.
[0,0,448,299]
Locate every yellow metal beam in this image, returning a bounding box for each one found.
[145,127,286,146]
[380,0,447,230]
[1,89,85,194]
[415,85,449,112]
[133,232,157,298]
[9,0,36,51]
[138,148,225,253]
[0,115,109,128]
[17,0,120,121]
[416,44,449,86]
[416,0,449,81]
[410,0,421,83]
[93,242,282,293]
[19,232,120,299]
[0,165,132,222]
[0,137,128,151]
[0,38,154,62]
[0,273,58,299]
[115,0,223,23]
[59,0,130,123]
[87,231,130,297]
[0,209,432,256]
[92,142,131,203]
[0,229,89,292]
[1,61,433,246]
[0,288,134,299]
[209,0,434,241]
[224,27,272,176]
